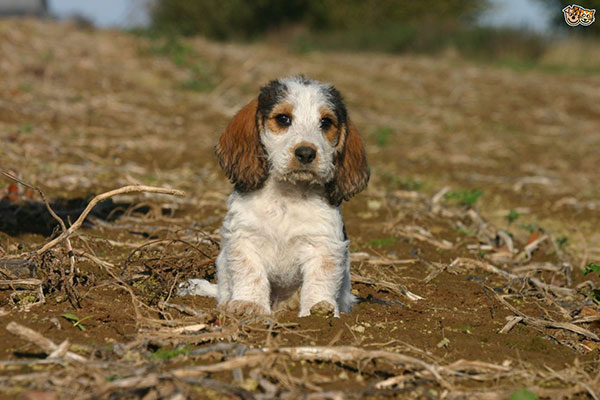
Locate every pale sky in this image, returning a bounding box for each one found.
[48,0,151,28]
[47,0,554,32]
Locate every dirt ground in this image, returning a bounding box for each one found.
[1,19,600,399]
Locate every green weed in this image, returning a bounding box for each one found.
[458,325,473,333]
[509,388,538,400]
[506,209,520,224]
[445,189,483,207]
[142,36,214,92]
[372,126,394,147]
[62,313,93,331]
[454,226,473,236]
[583,263,600,276]
[381,173,422,191]
[366,237,397,247]
[148,345,192,360]
[21,123,32,133]
[520,223,539,233]
[18,83,33,93]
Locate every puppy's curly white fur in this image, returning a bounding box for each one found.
[180,76,369,317]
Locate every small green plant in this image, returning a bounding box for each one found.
[148,345,192,360]
[506,209,520,224]
[454,226,473,236]
[381,173,422,191]
[146,36,192,66]
[509,388,538,400]
[19,83,33,93]
[372,126,394,147]
[177,77,213,92]
[520,222,539,233]
[556,236,568,249]
[583,263,600,276]
[582,264,600,304]
[143,36,214,93]
[62,313,93,331]
[366,237,397,247]
[445,189,483,207]
[21,123,32,133]
[105,374,122,382]
[590,290,600,305]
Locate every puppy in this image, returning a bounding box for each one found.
[180,76,369,317]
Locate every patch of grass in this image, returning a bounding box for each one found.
[148,345,192,360]
[556,236,568,250]
[454,226,473,236]
[141,35,214,92]
[590,290,600,305]
[509,388,538,400]
[458,325,473,333]
[177,72,213,92]
[445,189,483,207]
[21,123,32,133]
[18,83,33,93]
[366,237,397,247]
[477,249,490,258]
[62,313,93,331]
[381,172,422,191]
[105,374,122,382]
[583,263,600,276]
[372,126,394,147]
[146,35,193,66]
[506,209,520,224]
[520,223,539,234]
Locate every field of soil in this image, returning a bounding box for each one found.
[1,19,600,399]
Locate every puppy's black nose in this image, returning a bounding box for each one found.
[295,146,317,164]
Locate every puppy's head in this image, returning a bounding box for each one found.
[216,76,369,205]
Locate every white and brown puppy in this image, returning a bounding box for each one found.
[180,76,369,317]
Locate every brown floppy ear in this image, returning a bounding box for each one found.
[215,99,269,192]
[327,118,370,206]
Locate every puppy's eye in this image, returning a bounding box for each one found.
[275,114,292,127]
[320,117,333,131]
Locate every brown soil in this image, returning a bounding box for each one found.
[1,19,600,399]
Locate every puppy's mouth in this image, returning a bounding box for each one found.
[281,169,324,184]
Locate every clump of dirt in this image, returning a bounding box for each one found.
[1,18,600,399]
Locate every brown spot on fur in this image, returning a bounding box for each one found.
[321,259,336,272]
[215,99,268,192]
[320,106,340,145]
[265,101,294,134]
[327,118,370,206]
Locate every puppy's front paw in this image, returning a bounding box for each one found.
[222,300,269,317]
[309,300,335,317]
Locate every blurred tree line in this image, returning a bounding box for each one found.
[150,0,485,40]
[148,0,598,61]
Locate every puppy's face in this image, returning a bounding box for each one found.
[216,76,369,205]
[258,77,344,185]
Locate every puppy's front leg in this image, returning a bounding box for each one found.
[299,251,343,317]
[223,240,271,316]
